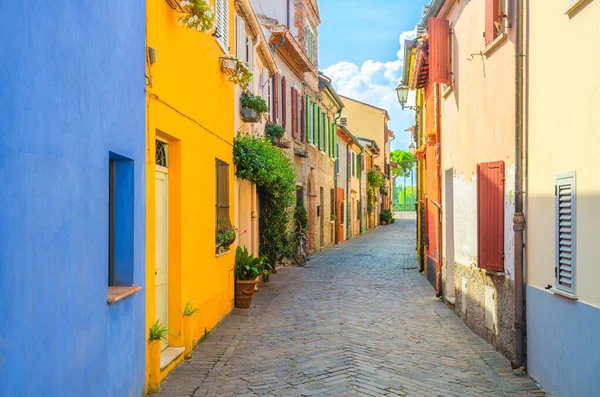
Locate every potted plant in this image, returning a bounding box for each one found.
[265,123,285,143]
[235,246,269,308]
[380,186,389,196]
[148,320,168,393]
[182,301,199,359]
[380,209,393,225]
[216,219,236,253]
[240,93,268,123]
[219,56,253,91]
[177,0,214,32]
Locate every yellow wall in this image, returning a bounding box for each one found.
[527,0,600,307]
[340,97,388,169]
[146,0,235,388]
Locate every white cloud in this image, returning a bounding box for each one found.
[323,29,417,150]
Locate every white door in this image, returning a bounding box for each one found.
[155,141,169,350]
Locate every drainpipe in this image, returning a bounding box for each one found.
[270,35,285,56]
[512,0,526,370]
[347,141,351,239]
[434,83,443,298]
[333,110,343,244]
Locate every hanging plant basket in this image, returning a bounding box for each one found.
[241,107,261,123]
[220,56,238,76]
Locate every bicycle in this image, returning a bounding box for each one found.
[292,220,308,266]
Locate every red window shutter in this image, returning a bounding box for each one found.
[291,88,298,138]
[281,77,287,129]
[428,17,451,84]
[485,0,501,45]
[272,73,279,123]
[300,93,305,142]
[477,161,505,272]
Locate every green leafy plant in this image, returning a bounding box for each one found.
[149,320,169,341]
[234,133,296,267]
[178,0,214,32]
[235,246,271,280]
[241,93,268,115]
[380,209,394,224]
[380,185,389,195]
[183,300,199,317]
[216,219,236,249]
[222,56,253,91]
[367,170,384,188]
[265,123,285,140]
[294,205,308,231]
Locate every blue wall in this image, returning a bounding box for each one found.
[0,1,146,396]
[526,285,600,397]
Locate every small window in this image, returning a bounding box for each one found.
[296,186,304,207]
[330,189,335,220]
[215,159,230,228]
[555,171,576,294]
[108,153,135,287]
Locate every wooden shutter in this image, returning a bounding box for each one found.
[291,87,297,138]
[429,17,451,84]
[555,172,576,294]
[301,94,306,142]
[281,77,287,129]
[272,73,279,123]
[357,155,362,179]
[216,159,230,225]
[348,152,352,179]
[236,16,245,60]
[477,161,504,272]
[485,0,501,45]
[215,0,229,51]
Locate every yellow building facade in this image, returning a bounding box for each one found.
[145,0,235,390]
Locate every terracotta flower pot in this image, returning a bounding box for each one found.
[183,315,194,359]
[235,279,258,309]
[147,339,161,393]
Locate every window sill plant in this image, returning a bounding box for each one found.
[219,56,253,91]
[177,0,214,32]
[265,123,285,143]
[240,92,268,123]
[216,219,236,254]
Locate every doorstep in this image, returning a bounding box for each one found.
[444,296,456,306]
[160,347,185,370]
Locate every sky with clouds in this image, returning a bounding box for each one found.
[318,0,426,151]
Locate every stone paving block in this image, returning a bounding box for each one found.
[150,216,545,397]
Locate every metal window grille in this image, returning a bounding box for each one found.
[215,159,230,227]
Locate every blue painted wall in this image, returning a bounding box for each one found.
[0,1,146,396]
[526,285,600,397]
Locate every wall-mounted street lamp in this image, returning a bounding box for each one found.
[396,84,418,111]
[409,142,416,155]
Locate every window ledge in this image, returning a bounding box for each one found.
[442,84,454,99]
[550,288,578,300]
[483,32,507,57]
[107,286,142,305]
[566,0,593,15]
[216,248,231,257]
[481,269,506,276]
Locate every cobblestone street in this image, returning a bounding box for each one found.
[154,214,545,397]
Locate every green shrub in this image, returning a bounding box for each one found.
[294,205,308,230]
[380,209,393,223]
[234,134,295,267]
[183,301,199,317]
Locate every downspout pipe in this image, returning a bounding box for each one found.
[512,0,526,370]
[333,110,343,245]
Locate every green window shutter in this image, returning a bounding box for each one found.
[325,117,329,154]
[306,97,311,143]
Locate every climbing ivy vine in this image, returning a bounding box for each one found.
[233,133,296,267]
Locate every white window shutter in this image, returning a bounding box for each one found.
[555,171,576,294]
[236,16,245,59]
[215,0,229,52]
